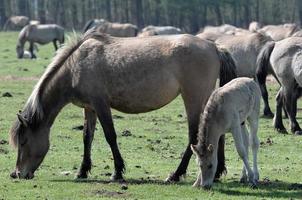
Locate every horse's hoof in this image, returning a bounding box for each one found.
[165,173,180,183]
[294,130,302,136]
[110,173,125,183]
[76,172,88,179]
[240,176,248,183]
[249,181,258,189]
[263,112,274,118]
[275,127,288,134]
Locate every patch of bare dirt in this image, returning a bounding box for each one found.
[93,189,128,198]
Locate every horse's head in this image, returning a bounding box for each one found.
[10,113,50,179]
[16,44,24,59]
[191,142,217,189]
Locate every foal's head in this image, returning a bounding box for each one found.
[10,112,50,179]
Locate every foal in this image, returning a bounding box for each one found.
[191,77,260,189]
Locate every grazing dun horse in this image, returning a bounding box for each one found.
[197,32,274,117]
[257,37,302,135]
[191,78,260,189]
[16,24,64,59]
[9,31,237,181]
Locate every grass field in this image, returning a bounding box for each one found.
[0,32,301,200]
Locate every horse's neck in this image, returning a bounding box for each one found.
[40,69,72,127]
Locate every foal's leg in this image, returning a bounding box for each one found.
[53,39,58,51]
[231,119,256,187]
[76,108,96,179]
[94,101,125,182]
[248,114,260,182]
[239,124,249,183]
[273,88,287,133]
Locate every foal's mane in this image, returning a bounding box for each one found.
[10,30,109,147]
[198,90,223,152]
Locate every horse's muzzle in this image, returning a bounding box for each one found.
[10,170,34,179]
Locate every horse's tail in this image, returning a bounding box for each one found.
[256,41,275,86]
[217,47,237,86]
[82,19,95,33]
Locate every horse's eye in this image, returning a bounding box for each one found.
[208,164,213,169]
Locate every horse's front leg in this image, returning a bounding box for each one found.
[76,108,97,179]
[53,39,58,51]
[29,42,36,59]
[94,100,125,182]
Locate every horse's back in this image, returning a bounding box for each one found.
[72,34,220,113]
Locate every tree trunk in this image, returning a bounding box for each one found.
[243,0,250,27]
[213,0,223,25]
[106,0,111,21]
[135,0,144,28]
[0,0,6,28]
[297,0,302,25]
[38,0,46,24]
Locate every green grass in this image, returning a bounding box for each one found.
[0,32,302,200]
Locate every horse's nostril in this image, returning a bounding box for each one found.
[10,171,17,179]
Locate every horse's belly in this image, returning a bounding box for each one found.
[109,77,180,113]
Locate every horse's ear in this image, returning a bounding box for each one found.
[17,113,28,127]
[207,144,214,153]
[191,144,199,155]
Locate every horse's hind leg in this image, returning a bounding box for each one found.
[53,39,58,51]
[76,108,96,179]
[284,86,302,134]
[259,81,274,118]
[94,100,125,182]
[165,93,202,182]
[273,88,287,133]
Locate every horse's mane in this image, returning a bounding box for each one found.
[10,29,109,147]
[197,90,223,152]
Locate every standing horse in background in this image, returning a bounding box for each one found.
[198,32,275,117]
[257,37,302,135]
[259,24,299,41]
[9,31,237,182]
[192,78,260,189]
[83,19,138,37]
[16,24,64,59]
[138,25,183,37]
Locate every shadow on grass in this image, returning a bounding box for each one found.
[216,180,302,199]
[51,178,302,198]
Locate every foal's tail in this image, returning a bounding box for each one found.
[256,41,276,85]
[217,47,237,86]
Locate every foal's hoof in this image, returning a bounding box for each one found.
[165,173,180,183]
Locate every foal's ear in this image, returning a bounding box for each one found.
[17,113,28,127]
[191,144,199,155]
[207,144,214,153]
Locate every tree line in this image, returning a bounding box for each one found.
[1,0,302,33]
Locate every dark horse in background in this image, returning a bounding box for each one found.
[10,31,237,184]
[16,24,64,59]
